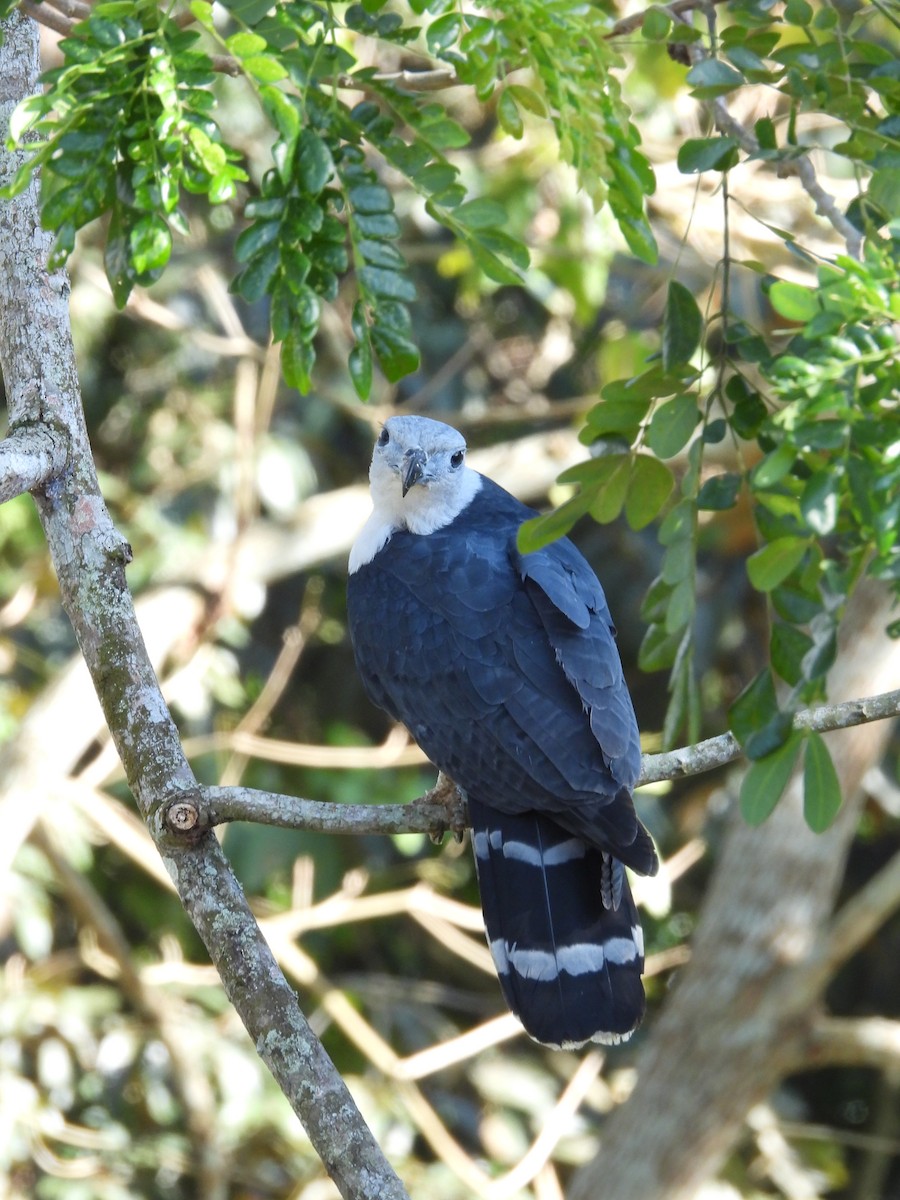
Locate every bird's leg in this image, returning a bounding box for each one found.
[419,771,467,843]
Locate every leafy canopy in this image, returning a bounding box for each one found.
[2,0,899,832]
[1,0,653,394]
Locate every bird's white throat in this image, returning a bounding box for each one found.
[349,466,482,573]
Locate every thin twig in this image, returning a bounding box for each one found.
[604,0,728,40]
[20,0,75,36]
[798,1015,900,1072]
[685,40,863,257]
[335,67,461,91]
[42,0,90,19]
[642,686,900,785]
[709,94,863,256]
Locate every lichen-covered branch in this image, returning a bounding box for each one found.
[0,13,407,1200]
[184,687,900,839]
[641,686,900,785]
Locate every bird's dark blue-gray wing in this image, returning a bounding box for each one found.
[513,535,643,789]
[347,488,653,871]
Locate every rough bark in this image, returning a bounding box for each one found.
[0,13,407,1200]
[570,582,900,1200]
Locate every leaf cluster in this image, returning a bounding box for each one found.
[520,212,899,831]
[423,0,658,262]
[519,279,704,747]
[663,0,899,237]
[2,0,658,396]
[728,231,900,825]
[3,1,247,299]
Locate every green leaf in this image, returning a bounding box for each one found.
[130,214,171,274]
[784,0,812,23]
[516,490,594,553]
[589,455,633,524]
[662,281,703,371]
[803,731,842,832]
[729,668,778,746]
[638,622,682,672]
[243,54,288,83]
[351,241,399,272]
[599,365,680,404]
[260,86,300,141]
[349,335,373,400]
[663,636,701,749]
[470,244,522,286]
[747,537,809,592]
[497,90,524,138]
[580,400,648,441]
[658,498,693,547]
[235,218,280,262]
[189,1,216,30]
[642,6,672,40]
[354,211,401,239]
[296,131,333,194]
[686,58,745,98]
[349,184,392,214]
[647,394,699,458]
[697,472,741,510]
[104,213,132,309]
[869,169,900,220]
[677,136,740,174]
[665,575,695,634]
[282,330,315,392]
[358,266,416,302]
[755,116,777,150]
[233,243,281,301]
[616,212,658,265]
[625,455,674,529]
[800,470,839,536]
[420,112,469,149]
[771,622,814,686]
[641,573,673,623]
[426,11,462,54]
[226,31,268,57]
[370,323,420,381]
[507,83,548,118]
[769,280,818,322]
[740,731,803,825]
[752,442,796,488]
[453,198,507,229]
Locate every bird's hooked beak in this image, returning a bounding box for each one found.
[401,447,427,497]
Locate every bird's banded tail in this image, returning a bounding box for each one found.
[469,799,647,1049]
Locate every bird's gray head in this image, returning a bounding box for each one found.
[349,415,482,571]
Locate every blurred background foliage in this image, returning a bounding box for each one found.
[1,1,899,1198]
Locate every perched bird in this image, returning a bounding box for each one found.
[347,415,658,1048]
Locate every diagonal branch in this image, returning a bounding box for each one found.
[0,12,408,1200]
[684,40,863,256]
[641,686,900,785]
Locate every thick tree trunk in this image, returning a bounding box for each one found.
[571,583,900,1199]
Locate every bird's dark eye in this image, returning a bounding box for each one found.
[377,428,390,447]
[450,450,464,469]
